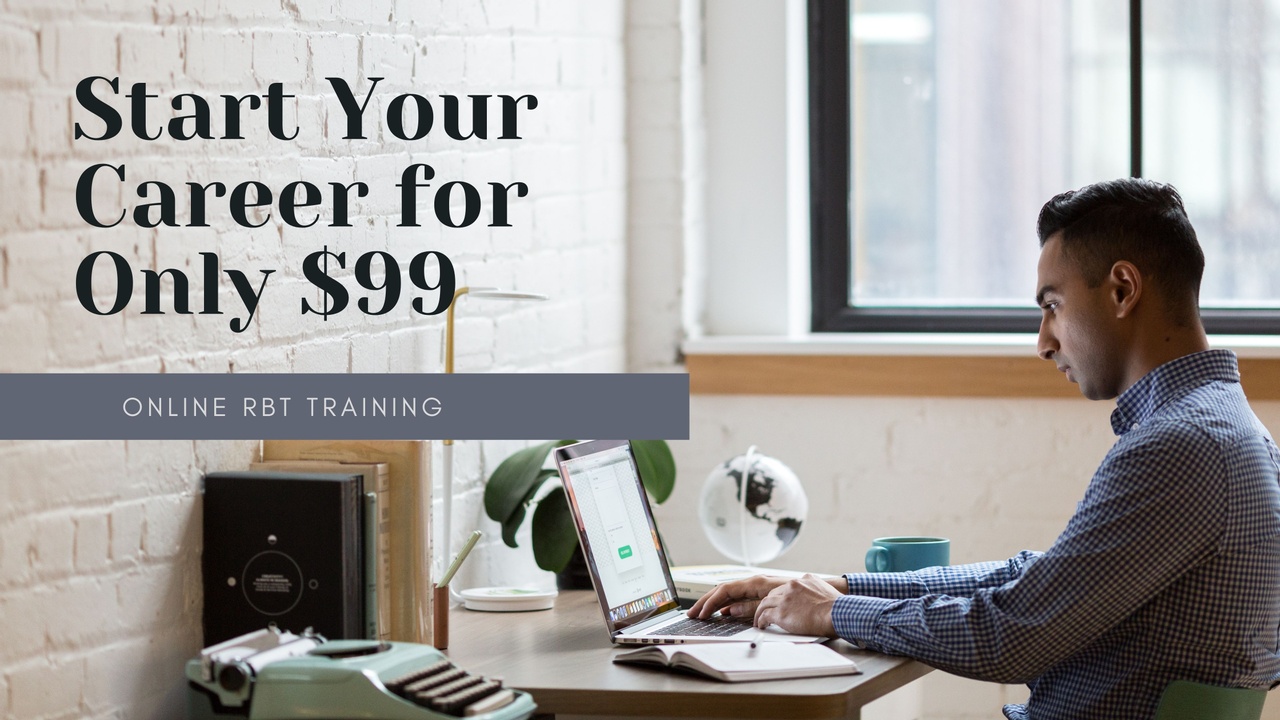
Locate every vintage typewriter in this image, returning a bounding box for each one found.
[186,627,536,720]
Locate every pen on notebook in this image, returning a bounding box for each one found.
[437,530,482,588]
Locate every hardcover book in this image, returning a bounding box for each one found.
[262,440,432,644]
[202,471,366,645]
[251,459,391,640]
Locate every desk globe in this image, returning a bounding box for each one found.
[698,447,808,564]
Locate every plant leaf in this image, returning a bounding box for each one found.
[631,440,676,504]
[500,504,526,548]
[499,468,559,548]
[531,486,579,572]
[484,440,561,525]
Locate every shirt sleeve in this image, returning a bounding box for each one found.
[832,421,1227,684]
[843,551,1043,599]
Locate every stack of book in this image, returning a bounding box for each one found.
[259,440,432,644]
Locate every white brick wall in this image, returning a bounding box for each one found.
[624,0,701,373]
[0,1,626,717]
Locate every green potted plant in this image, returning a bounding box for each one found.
[483,440,676,575]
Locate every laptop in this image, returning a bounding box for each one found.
[554,439,825,645]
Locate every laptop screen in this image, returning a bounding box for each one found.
[556,440,680,632]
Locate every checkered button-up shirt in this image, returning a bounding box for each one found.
[832,350,1280,719]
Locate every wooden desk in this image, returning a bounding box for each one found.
[443,591,932,720]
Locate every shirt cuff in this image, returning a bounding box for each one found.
[843,571,928,599]
[831,594,898,648]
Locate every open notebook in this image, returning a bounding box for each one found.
[614,641,860,682]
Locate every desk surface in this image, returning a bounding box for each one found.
[443,590,932,719]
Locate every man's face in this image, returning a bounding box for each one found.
[1036,234,1126,400]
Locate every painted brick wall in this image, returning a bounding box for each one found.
[625,0,702,372]
[0,1,626,717]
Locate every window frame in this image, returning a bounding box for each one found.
[808,0,1280,335]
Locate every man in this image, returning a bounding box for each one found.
[689,178,1280,718]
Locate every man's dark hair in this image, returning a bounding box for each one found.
[1037,178,1204,318]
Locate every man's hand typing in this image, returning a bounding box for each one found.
[687,574,847,638]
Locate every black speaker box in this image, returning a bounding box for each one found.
[202,471,365,645]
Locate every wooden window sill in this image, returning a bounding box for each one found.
[684,336,1280,400]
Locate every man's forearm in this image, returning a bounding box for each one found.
[843,551,1042,599]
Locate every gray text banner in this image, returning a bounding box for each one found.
[0,373,689,440]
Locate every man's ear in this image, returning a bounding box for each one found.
[1109,261,1142,318]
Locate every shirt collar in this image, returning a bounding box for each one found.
[1109,349,1240,436]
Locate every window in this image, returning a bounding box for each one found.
[809,0,1280,333]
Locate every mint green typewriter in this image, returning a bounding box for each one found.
[186,628,536,720]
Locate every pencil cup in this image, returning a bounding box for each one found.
[433,585,450,649]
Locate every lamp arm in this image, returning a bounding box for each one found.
[444,287,471,375]
[441,442,453,578]
[438,285,541,603]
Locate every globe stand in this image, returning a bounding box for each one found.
[738,445,759,570]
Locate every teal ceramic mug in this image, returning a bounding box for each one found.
[865,536,950,573]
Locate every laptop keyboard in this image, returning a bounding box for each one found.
[658,614,754,637]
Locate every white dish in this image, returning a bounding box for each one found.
[459,586,558,612]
